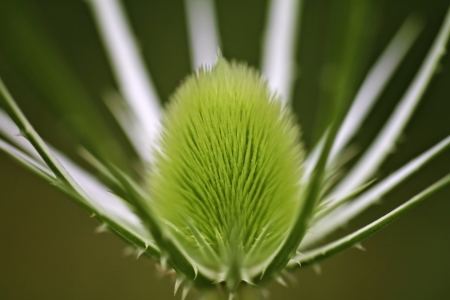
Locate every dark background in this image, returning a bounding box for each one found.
[1,0,450,299]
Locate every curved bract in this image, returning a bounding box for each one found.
[147,59,304,284]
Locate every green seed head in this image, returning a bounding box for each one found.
[147,59,304,283]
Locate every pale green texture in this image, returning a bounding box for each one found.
[148,59,304,282]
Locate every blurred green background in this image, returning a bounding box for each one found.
[1,0,450,299]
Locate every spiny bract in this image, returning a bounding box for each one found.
[147,59,304,283]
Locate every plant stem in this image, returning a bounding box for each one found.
[199,285,265,300]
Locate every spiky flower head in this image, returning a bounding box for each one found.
[148,58,304,286]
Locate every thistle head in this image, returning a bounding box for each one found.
[147,58,304,287]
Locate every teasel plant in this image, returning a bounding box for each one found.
[1,0,450,299]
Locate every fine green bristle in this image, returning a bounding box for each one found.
[147,59,304,281]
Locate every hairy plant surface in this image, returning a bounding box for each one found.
[149,60,303,283]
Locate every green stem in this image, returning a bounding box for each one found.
[199,285,265,300]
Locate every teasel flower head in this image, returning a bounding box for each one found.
[148,59,304,288]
